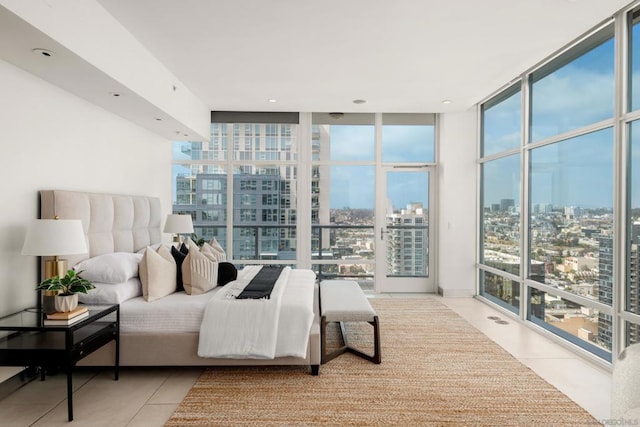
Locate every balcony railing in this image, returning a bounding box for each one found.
[191,223,376,282]
[190,222,426,283]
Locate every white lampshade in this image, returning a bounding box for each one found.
[21,219,88,256]
[163,214,194,234]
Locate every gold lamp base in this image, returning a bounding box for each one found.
[44,258,67,280]
[42,258,67,314]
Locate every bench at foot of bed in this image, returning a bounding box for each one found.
[320,280,381,364]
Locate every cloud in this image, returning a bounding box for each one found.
[386,171,429,210]
[531,69,614,142]
[382,125,435,162]
[329,126,375,160]
[330,166,375,209]
[482,154,520,206]
[530,128,613,208]
[483,91,521,155]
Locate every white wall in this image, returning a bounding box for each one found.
[437,110,478,297]
[0,0,210,140]
[0,58,173,318]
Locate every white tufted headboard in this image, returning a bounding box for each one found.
[40,190,162,268]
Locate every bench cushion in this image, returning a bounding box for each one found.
[321,281,376,322]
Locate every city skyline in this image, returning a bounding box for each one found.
[172,123,433,210]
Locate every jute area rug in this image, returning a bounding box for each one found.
[166,298,600,426]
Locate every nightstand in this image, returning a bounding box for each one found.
[0,304,119,421]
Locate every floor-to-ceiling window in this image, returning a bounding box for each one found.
[172,112,437,290]
[310,113,376,288]
[172,112,299,264]
[480,86,522,313]
[479,17,629,362]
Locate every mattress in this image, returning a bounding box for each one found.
[119,268,317,339]
[119,290,218,333]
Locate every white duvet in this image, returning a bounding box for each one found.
[198,266,315,359]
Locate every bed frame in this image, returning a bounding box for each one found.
[40,190,321,374]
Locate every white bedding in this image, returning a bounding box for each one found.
[119,290,217,333]
[198,266,315,359]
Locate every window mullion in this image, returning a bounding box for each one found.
[521,73,531,321]
[297,113,312,269]
[226,123,234,258]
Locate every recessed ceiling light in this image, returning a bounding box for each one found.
[109,92,121,97]
[32,48,54,57]
[353,99,366,104]
[268,99,277,103]
[442,99,453,105]
[155,118,162,121]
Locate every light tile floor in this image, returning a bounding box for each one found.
[0,295,612,426]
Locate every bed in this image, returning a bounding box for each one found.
[39,189,321,374]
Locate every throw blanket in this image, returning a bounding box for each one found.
[198,265,290,359]
[237,265,284,299]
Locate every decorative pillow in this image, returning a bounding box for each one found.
[179,242,189,255]
[217,262,238,286]
[135,243,162,254]
[139,245,177,302]
[74,252,143,284]
[182,245,219,295]
[171,245,188,292]
[183,237,198,251]
[200,242,224,262]
[208,237,227,261]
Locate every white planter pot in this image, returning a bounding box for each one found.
[55,294,78,313]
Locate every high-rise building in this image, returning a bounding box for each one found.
[500,198,515,212]
[597,234,614,350]
[629,238,640,344]
[174,122,329,261]
[627,223,640,344]
[385,202,428,276]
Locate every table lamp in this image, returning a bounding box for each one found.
[22,218,88,313]
[163,214,194,243]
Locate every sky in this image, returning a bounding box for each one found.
[328,125,433,209]
[482,36,637,210]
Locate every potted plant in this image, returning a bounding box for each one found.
[35,269,95,312]
[189,234,206,247]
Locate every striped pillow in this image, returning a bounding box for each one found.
[182,245,219,295]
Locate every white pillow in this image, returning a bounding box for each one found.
[139,245,177,302]
[78,278,142,304]
[182,245,219,295]
[74,252,143,284]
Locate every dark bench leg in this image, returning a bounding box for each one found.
[321,315,381,364]
[321,316,348,364]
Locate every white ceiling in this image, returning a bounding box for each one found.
[96,0,634,114]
